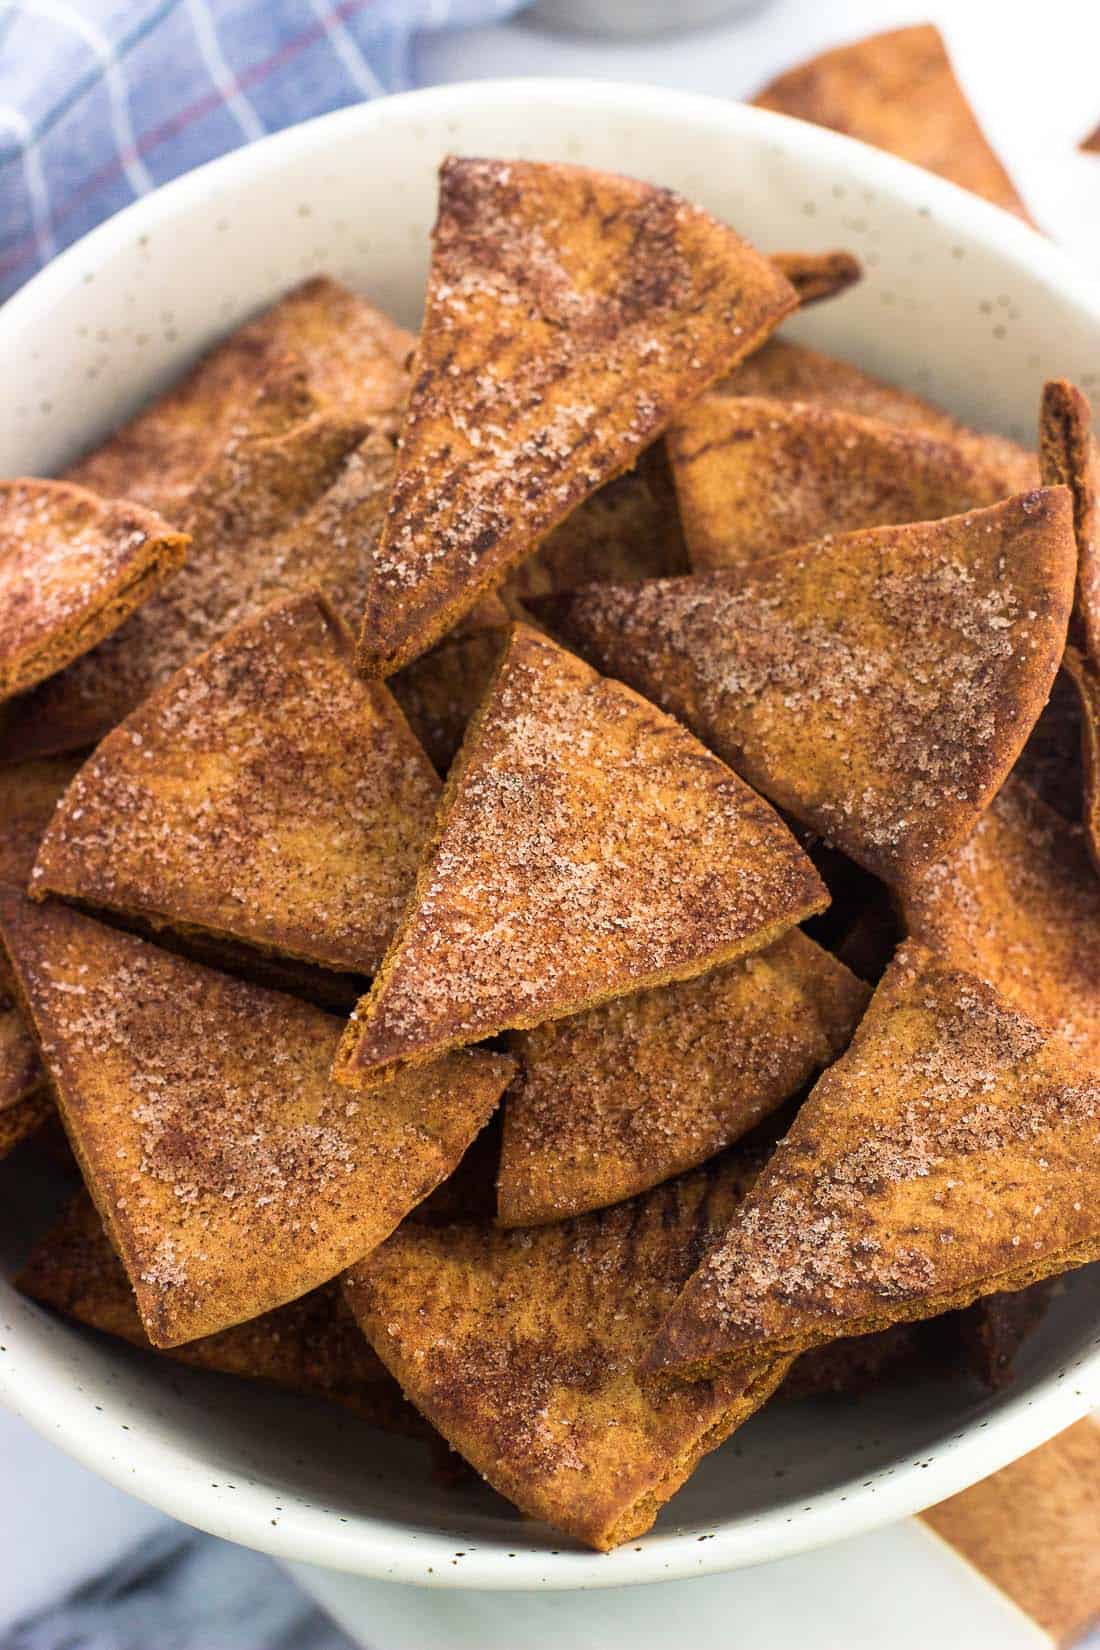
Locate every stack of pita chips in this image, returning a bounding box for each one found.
[5,133,1099,1556]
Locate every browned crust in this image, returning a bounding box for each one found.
[646,942,1100,1379]
[342,1156,789,1550]
[497,929,868,1226]
[0,891,514,1347]
[668,393,1031,573]
[752,24,1033,223]
[0,479,189,701]
[1039,378,1100,666]
[535,489,1077,883]
[768,249,861,307]
[356,155,798,675]
[335,624,826,1087]
[31,592,441,977]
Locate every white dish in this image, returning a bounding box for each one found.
[0,79,1098,1591]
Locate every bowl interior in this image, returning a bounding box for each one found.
[1,81,1099,1589]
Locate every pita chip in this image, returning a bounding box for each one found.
[669,394,1027,572]
[768,248,862,308]
[18,1190,422,1435]
[1,363,398,761]
[498,929,868,1226]
[646,942,1100,1380]
[752,24,1033,222]
[342,1155,791,1550]
[1040,379,1100,663]
[0,480,188,701]
[1061,646,1100,874]
[900,778,1100,1069]
[958,1281,1056,1391]
[65,276,413,515]
[721,338,1039,487]
[1082,123,1100,155]
[32,593,440,977]
[0,894,513,1346]
[336,625,826,1086]
[536,489,1076,883]
[356,155,797,675]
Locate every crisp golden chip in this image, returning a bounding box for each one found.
[721,338,1040,487]
[498,929,868,1226]
[342,1155,791,1550]
[356,156,797,675]
[899,778,1100,1068]
[336,625,826,1087]
[646,942,1100,1380]
[2,362,399,761]
[768,249,861,308]
[537,490,1076,883]
[1063,646,1100,872]
[32,593,440,977]
[669,395,1029,572]
[1040,379,1100,664]
[18,1191,422,1434]
[0,894,513,1346]
[752,24,1032,221]
[66,276,413,515]
[0,480,188,701]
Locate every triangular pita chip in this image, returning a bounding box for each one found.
[335,625,827,1086]
[536,489,1076,883]
[0,757,83,1122]
[1,361,399,760]
[32,593,440,977]
[752,24,1033,221]
[646,942,1100,1379]
[899,778,1100,1069]
[721,338,1040,486]
[1040,379,1100,663]
[18,1191,422,1435]
[768,248,861,308]
[498,928,868,1226]
[0,894,513,1346]
[0,479,188,700]
[356,155,797,675]
[66,276,413,515]
[342,1154,791,1550]
[669,394,1027,571]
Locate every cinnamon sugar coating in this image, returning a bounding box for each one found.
[18,1191,423,1436]
[32,593,440,977]
[752,24,1033,222]
[356,156,797,675]
[670,395,1032,573]
[2,358,403,763]
[499,929,868,1226]
[336,625,826,1086]
[899,778,1100,1069]
[538,489,1076,883]
[65,276,413,517]
[0,895,513,1346]
[0,480,188,701]
[343,1153,789,1551]
[647,943,1100,1379]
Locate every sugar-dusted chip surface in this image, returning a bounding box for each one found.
[0,895,513,1346]
[343,1153,790,1551]
[356,156,797,674]
[337,625,826,1084]
[538,490,1076,882]
[499,929,868,1225]
[33,593,440,976]
[647,942,1100,1379]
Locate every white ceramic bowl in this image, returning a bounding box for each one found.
[1,80,1099,1592]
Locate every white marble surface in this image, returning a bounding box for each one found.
[5,1,1100,1645]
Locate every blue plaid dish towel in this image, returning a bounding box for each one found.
[0,0,526,303]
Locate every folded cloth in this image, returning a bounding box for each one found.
[0,0,526,303]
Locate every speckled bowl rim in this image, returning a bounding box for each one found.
[1,78,1099,1591]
